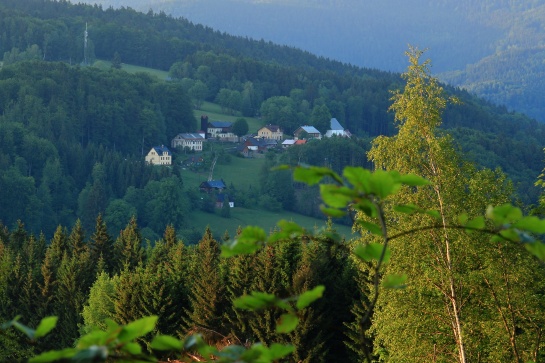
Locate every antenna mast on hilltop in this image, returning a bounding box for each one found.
[83,22,88,65]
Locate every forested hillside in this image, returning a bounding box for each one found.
[1,0,545,240]
[80,0,545,121]
[2,46,545,363]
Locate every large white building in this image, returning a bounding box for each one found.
[171,133,206,151]
[325,118,351,138]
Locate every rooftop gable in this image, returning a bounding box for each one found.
[176,133,205,140]
[152,145,171,155]
[329,118,344,130]
[299,125,321,134]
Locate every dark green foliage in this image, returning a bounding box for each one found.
[232,118,249,137]
[89,214,114,275]
[111,51,122,69]
[185,227,229,337]
[221,196,231,218]
[113,216,144,273]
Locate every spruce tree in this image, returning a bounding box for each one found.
[185,227,228,339]
[288,241,328,363]
[224,251,257,342]
[81,271,117,334]
[90,214,114,274]
[112,216,144,273]
[68,219,87,257]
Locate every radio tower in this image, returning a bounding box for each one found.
[83,22,88,65]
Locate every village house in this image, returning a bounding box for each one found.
[199,179,227,193]
[207,121,238,142]
[145,145,172,165]
[325,118,351,138]
[239,137,278,157]
[171,132,206,151]
[281,139,296,148]
[294,125,322,140]
[257,124,283,140]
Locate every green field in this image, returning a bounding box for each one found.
[92,60,170,80]
[194,101,263,133]
[189,207,355,241]
[178,151,267,190]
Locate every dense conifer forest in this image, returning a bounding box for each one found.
[2,1,545,362]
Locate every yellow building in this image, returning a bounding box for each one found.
[145,145,172,165]
[257,124,283,140]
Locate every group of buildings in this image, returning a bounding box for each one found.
[144,116,350,165]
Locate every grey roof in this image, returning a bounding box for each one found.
[298,125,321,134]
[201,180,227,189]
[153,145,171,155]
[208,121,233,128]
[330,118,344,130]
[176,133,205,140]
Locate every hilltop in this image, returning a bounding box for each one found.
[80,0,545,121]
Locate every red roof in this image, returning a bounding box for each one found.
[295,139,307,145]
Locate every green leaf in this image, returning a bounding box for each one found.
[382,274,407,289]
[29,348,78,363]
[425,210,441,219]
[77,330,109,348]
[368,170,398,198]
[499,228,521,242]
[320,206,347,218]
[276,313,299,333]
[268,220,306,243]
[354,199,378,218]
[234,292,278,311]
[221,226,266,257]
[465,216,485,232]
[294,166,341,185]
[265,343,295,360]
[487,204,523,225]
[399,174,430,186]
[457,213,469,225]
[353,243,390,263]
[513,216,545,234]
[117,316,158,343]
[151,335,183,351]
[34,317,58,339]
[320,185,353,208]
[525,242,545,262]
[393,204,419,214]
[122,342,142,355]
[357,220,383,236]
[11,320,35,339]
[296,285,325,309]
[343,167,372,193]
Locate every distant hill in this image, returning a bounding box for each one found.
[80,0,545,121]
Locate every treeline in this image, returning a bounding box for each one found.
[0,219,367,362]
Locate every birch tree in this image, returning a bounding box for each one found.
[366,47,540,363]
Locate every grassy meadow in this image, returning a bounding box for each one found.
[189,207,355,241]
[194,101,263,133]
